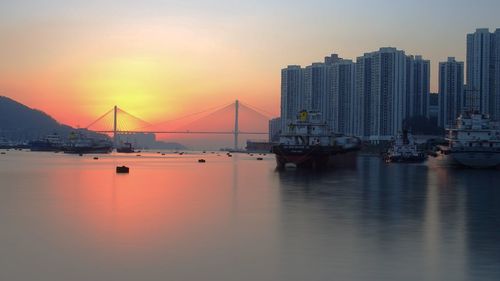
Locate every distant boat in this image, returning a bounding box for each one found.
[116,142,135,153]
[29,133,64,152]
[0,137,13,149]
[64,132,112,154]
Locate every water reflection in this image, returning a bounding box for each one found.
[0,151,499,280]
[277,157,499,280]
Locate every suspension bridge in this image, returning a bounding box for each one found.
[85,100,273,149]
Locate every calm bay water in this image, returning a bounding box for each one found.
[0,150,499,281]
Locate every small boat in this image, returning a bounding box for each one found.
[116,142,135,153]
[384,130,427,163]
[116,166,130,173]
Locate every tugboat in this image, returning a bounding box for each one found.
[384,129,427,163]
[0,137,13,149]
[441,112,500,168]
[29,133,65,152]
[64,132,113,154]
[272,110,361,169]
[116,142,135,153]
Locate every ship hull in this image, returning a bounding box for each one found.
[449,151,500,168]
[272,145,358,169]
[29,142,63,152]
[385,155,427,163]
[64,146,112,154]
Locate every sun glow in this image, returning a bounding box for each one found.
[75,57,174,121]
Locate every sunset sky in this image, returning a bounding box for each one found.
[1,0,499,128]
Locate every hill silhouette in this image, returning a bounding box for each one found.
[0,96,76,140]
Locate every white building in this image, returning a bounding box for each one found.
[438,57,464,128]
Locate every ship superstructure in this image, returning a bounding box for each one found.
[272,111,361,168]
[443,112,500,168]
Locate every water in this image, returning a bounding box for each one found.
[0,150,499,281]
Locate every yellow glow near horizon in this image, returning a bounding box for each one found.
[75,57,174,120]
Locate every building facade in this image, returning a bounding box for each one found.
[355,48,407,141]
[268,117,281,142]
[466,28,500,119]
[280,65,304,133]
[279,49,432,141]
[329,60,356,135]
[406,55,431,119]
[438,57,464,128]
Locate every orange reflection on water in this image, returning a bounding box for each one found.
[43,155,237,259]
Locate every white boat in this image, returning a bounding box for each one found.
[443,112,500,168]
[385,130,426,163]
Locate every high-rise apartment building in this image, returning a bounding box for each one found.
[280,65,304,133]
[329,60,356,135]
[438,57,464,128]
[355,48,407,141]
[466,28,500,119]
[406,55,431,118]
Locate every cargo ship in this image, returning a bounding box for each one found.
[441,112,500,168]
[272,111,361,168]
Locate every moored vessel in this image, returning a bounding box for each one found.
[29,133,65,152]
[64,132,113,154]
[442,112,500,168]
[384,130,427,163]
[272,111,361,169]
[116,142,135,153]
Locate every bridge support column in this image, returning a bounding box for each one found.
[234,100,239,150]
[113,105,117,148]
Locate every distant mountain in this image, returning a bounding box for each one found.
[0,96,79,141]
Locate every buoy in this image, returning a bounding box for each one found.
[161,153,165,155]
[136,154,141,157]
[250,154,254,156]
[257,157,263,160]
[227,154,232,157]
[198,159,206,163]
[79,153,83,156]
[93,157,98,160]
[0,152,6,155]
[116,166,129,173]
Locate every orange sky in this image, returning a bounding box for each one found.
[1,1,499,131]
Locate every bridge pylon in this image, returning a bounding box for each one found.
[234,99,239,150]
[113,105,118,147]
